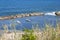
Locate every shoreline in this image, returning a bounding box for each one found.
[0,12,44,20]
[0,11,60,20]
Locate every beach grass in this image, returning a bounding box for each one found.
[0,23,60,40]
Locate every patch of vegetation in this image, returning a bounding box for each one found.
[21,29,36,40]
[0,20,60,40]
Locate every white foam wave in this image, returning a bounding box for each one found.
[16,20,21,24]
[45,12,56,16]
[26,19,31,22]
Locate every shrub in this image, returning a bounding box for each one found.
[21,29,36,40]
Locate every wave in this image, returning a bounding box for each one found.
[44,12,56,16]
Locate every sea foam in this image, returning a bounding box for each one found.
[45,12,56,16]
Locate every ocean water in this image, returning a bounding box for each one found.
[0,0,60,15]
[0,15,60,30]
[0,0,60,30]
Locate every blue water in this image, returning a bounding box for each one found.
[0,16,60,30]
[0,0,60,30]
[0,0,60,16]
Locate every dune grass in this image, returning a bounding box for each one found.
[0,23,60,40]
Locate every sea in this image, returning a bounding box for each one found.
[0,0,60,30]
